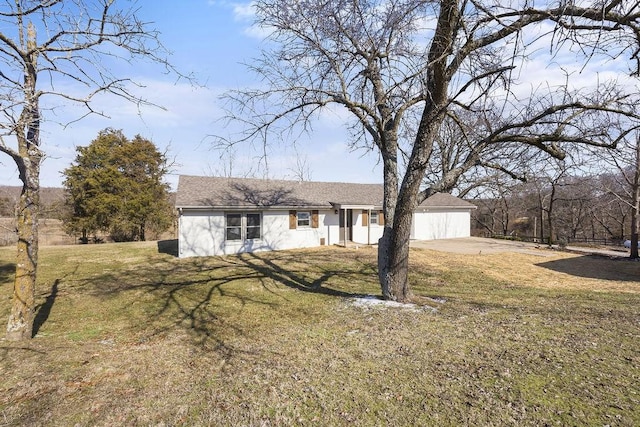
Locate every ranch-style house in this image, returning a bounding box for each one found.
[175,175,476,258]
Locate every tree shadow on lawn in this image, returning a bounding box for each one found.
[32,279,59,337]
[157,239,178,257]
[536,254,640,282]
[80,249,379,359]
[0,262,14,286]
[237,250,378,299]
[1,262,61,337]
[82,257,265,349]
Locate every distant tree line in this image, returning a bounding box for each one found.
[0,187,66,219]
[0,196,11,217]
[471,167,637,247]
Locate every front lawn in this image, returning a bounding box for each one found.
[0,242,638,425]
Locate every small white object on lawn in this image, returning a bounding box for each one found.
[350,295,436,312]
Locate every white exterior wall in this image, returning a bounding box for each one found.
[350,210,384,245]
[178,207,472,257]
[323,210,341,246]
[178,210,226,257]
[178,209,339,258]
[260,210,337,252]
[411,209,471,240]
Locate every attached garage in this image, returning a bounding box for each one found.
[411,193,476,240]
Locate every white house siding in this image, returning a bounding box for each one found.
[411,209,471,240]
[351,210,385,245]
[178,209,339,257]
[260,210,336,252]
[323,211,340,246]
[178,210,225,257]
[369,224,385,244]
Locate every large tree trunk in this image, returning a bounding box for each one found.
[376,111,435,302]
[631,195,639,259]
[6,158,40,340]
[378,0,456,302]
[379,195,417,302]
[378,148,399,299]
[378,106,442,302]
[6,22,41,340]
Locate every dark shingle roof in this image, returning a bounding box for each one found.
[175,175,384,209]
[175,175,476,210]
[418,192,477,209]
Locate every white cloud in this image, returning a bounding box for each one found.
[232,2,255,21]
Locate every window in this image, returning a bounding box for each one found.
[289,210,318,229]
[370,211,379,225]
[297,211,310,227]
[246,213,262,239]
[226,213,262,241]
[226,213,242,241]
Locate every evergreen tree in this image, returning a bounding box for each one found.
[63,129,172,242]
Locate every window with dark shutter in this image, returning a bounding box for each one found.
[297,211,311,227]
[370,211,378,225]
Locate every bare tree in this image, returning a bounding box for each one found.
[534,157,579,246]
[596,130,640,258]
[625,150,638,256]
[589,172,630,239]
[555,175,594,241]
[220,0,640,301]
[287,148,313,182]
[469,173,521,236]
[0,0,179,340]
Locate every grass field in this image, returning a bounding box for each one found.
[0,241,638,426]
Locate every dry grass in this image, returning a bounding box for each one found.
[0,242,638,426]
[0,217,176,247]
[0,218,77,247]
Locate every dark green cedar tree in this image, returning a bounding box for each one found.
[63,129,172,243]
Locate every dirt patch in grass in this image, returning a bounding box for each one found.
[0,243,639,425]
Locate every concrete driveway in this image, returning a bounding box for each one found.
[410,237,548,255]
[410,237,630,258]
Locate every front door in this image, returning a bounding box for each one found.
[339,209,353,242]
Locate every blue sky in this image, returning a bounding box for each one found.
[0,0,382,190]
[0,1,636,191]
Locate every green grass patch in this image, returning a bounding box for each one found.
[0,242,639,426]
